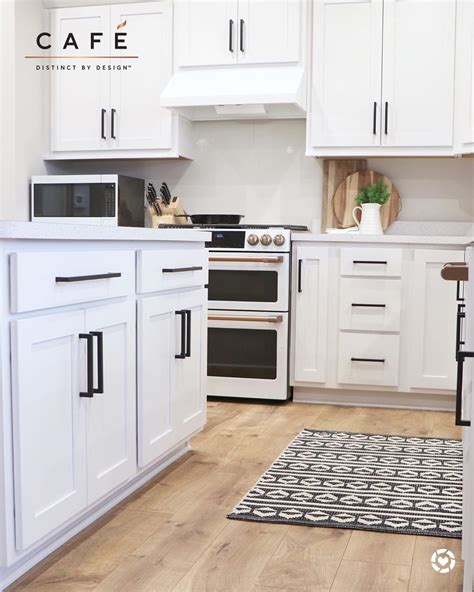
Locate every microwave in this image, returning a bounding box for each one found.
[31,175,145,227]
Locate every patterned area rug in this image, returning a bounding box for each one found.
[228,429,462,538]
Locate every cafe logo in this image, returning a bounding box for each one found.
[35,21,128,51]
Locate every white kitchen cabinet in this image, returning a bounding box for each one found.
[109,2,172,150]
[50,6,110,152]
[309,0,456,155]
[11,311,87,551]
[454,1,474,154]
[176,0,301,67]
[410,249,464,390]
[85,301,136,504]
[311,0,383,148]
[138,288,207,468]
[293,246,329,383]
[381,0,456,148]
[50,2,191,158]
[176,0,237,67]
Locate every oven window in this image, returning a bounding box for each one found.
[208,270,278,303]
[208,328,277,379]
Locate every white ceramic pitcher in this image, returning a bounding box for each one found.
[352,203,384,235]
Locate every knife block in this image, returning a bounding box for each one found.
[147,197,188,228]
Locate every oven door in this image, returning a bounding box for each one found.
[207,311,289,400]
[208,253,289,311]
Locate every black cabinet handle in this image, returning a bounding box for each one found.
[185,310,191,358]
[297,259,302,293]
[56,272,122,283]
[352,303,386,308]
[111,108,116,140]
[456,350,473,426]
[79,333,94,398]
[373,101,377,135]
[456,304,465,362]
[384,101,389,135]
[175,310,186,359]
[90,331,104,394]
[229,19,234,52]
[457,281,465,302]
[351,357,385,363]
[353,260,387,265]
[162,266,203,274]
[101,108,106,140]
[240,19,245,52]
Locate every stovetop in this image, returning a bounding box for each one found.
[158,224,309,231]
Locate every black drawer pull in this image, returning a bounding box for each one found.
[352,303,386,308]
[456,303,465,362]
[162,266,203,274]
[56,272,122,283]
[353,260,388,265]
[351,357,385,363]
[297,259,303,293]
[185,310,191,358]
[175,310,186,359]
[456,350,474,426]
[101,108,106,140]
[229,19,234,52]
[90,331,104,394]
[79,333,94,398]
[373,101,377,135]
[111,108,117,140]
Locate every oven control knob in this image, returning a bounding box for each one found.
[247,233,259,246]
[273,234,285,247]
[260,234,272,246]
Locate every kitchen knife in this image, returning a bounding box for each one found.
[162,182,172,205]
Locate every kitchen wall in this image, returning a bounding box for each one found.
[47,119,474,228]
[0,0,48,221]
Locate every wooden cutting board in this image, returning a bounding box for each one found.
[332,170,401,230]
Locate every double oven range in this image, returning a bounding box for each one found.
[162,224,304,400]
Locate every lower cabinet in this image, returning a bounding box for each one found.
[11,301,136,550]
[293,246,329,383]
[409,249,464,390]
[292,244,464,394]
[138,288,207,468]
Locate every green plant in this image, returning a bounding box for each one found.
[355,180,391,205]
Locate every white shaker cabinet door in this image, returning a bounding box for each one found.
[381,0,456,147]
[50,6,111,151]
[85,301,136,504]
[11,311,87,550]
[409,249,464,390]
[176,289,207,441]
[311,0,383,148]
[137,293,179,468]
[293,247,329,383]
[176,0,238,67]
[110,2,173,150]
[237,0,301,64]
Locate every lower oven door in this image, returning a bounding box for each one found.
[208,253,289,311]
[207,311,289,400]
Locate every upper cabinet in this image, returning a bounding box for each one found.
[454,0,474,155]
[308,0,457,157]
[49,2,193,160]
[175,0,302,68]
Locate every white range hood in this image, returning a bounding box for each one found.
[160,66,306,121]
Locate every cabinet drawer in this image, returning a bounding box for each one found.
[339,278,401,332]
[340,248,402,277]
[338,332,400,387]
[137,249,208,294]
[11,251,135,313]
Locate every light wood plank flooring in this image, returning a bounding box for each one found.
[9,401,464,592]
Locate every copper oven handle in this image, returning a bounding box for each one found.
[441,262,469,282]
[208,256,284,264]
[208,314,283,324]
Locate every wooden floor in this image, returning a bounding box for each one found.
[9,401,464,592]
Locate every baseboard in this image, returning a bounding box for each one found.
[293,387,455,411]
[0,442,191,591]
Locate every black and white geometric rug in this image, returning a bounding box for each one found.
[228,429,462,538]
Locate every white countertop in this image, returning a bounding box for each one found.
[291,232,472,246]
[0,221,211,242]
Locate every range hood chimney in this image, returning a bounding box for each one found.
[160,66,306,121]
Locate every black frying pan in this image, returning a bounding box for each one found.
[176,214,244,225]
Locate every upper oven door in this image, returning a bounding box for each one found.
[208,253,289,311]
